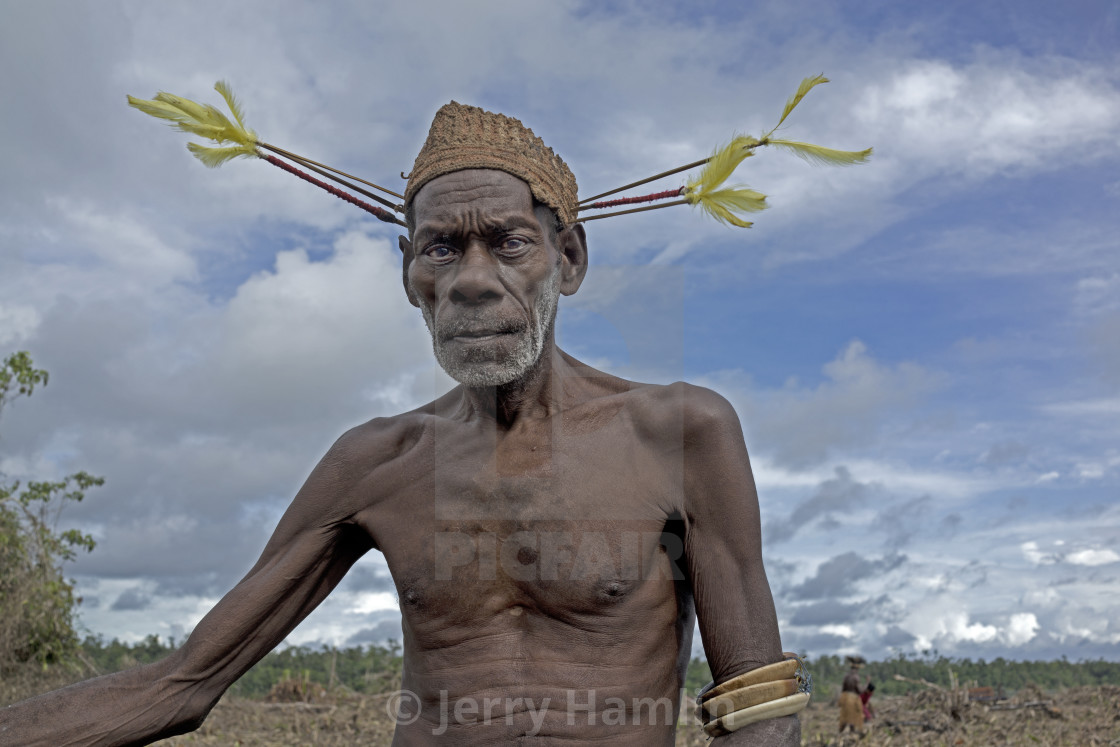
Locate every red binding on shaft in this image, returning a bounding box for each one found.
[263,155,406,226]
[578,188,685,211]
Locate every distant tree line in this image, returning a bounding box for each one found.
[79,634,403,698]
[802,652,1120,698]
[72,638,1120,702]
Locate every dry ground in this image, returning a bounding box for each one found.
[6,673,1119,745]
[793,685,1120,747]
[154,685,1119,746]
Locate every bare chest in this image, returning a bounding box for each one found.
[357,421,686,636]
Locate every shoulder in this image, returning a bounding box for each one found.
[285,409,435,531]
[301,408,436,509]
[676,381,742,433]
[556,352,745,449]
[625,381,745,448]
[326,409,432,475]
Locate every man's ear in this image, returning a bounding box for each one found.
[558,223,588,296]
[399,234,420,307]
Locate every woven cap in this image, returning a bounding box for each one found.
[405,102,578,226]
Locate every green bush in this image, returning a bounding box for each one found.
[0,352,102,673]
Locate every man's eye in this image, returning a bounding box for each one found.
[499,237,529,253]
[425,245,454,259]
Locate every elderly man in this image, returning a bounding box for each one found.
[1,103,798,745]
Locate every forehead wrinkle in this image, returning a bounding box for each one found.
[415,170,532,206]
[415,206,542,242]
[410,170,548,246]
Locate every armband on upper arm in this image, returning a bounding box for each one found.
[695,652,812,738]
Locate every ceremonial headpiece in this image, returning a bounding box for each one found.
[405,102,578,226]
[127,76,871,231]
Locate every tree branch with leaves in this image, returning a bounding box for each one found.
[1,352,102,673]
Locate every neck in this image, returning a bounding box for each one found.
[458,342,568,428]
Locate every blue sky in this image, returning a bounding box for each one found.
[1,0,1118,663]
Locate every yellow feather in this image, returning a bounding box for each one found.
[682,138,769,227]
[767,139,873,167]
[768,74,829,135]
[126,95,190,122]
[187,143,258,169]
[685,137,756,197]
[685,185,768,228]
[128,83,259,167]
[214,80,248,131]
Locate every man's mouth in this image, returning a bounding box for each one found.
[450,329,512,343]
[439,319,525,344]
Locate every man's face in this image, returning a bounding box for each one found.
[402,169,567,387]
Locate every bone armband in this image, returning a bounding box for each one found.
[695,652,812,738]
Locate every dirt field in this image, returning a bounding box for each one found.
[794,685,1120,747]
[5,671,1117,745]
[148,685,1120,746]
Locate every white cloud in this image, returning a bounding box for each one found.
[52,200,198,288]
[854,57,1120,179]
[1066,548,1120,566]
[920,611,999,644]
[1005,613,1039,646]
[1021,541,1060,565]
[713,341,942,468]
[349,592,398,615]
[210,230,431,420]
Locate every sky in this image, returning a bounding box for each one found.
[1,0,1118,665]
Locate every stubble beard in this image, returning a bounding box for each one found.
[415,266,562,388]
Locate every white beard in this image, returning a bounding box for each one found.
[415,264,562,388]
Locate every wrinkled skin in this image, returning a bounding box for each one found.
[0,170,797,746]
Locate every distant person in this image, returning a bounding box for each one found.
[860,681,875,722]
[839,655,866,734]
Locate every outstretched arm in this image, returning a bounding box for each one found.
[680,385,800,746]
[0,431,376,747]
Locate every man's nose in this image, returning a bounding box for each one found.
[447,243,503,305]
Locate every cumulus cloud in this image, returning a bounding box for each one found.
[874,495,932,551]
[788,551,907,601]
[725,341,941,468]
[929,611,1000,645]
[789,599,866,626]
[1005,612,1039,646]
[208,231,432,422]
[1021,541,1061,566]
[1021,541,1120,568]
[853,56,1120,179]
[766,466,874,543]
[2,228,437,605]
[340,562,397,594]
[110,587,152,612]
[345,618,403,648]
[880,625,917,649]
[1066,548,1120,566]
